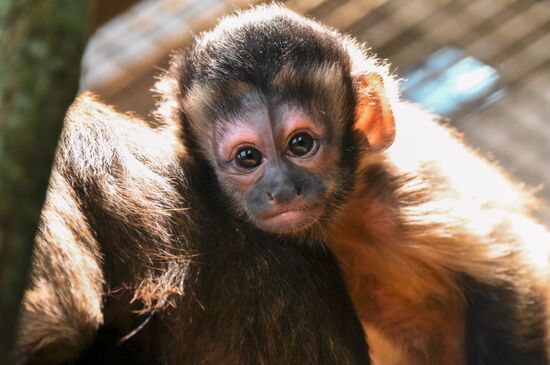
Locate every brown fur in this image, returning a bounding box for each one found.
[14,93,189,363]
[328,101,550,364]
[15,171,104,364]
[14,89,370,364]
[15,5,550,364]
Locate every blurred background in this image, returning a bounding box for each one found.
[83,0,550,217]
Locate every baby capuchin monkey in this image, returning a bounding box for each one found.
[155,5,550,365]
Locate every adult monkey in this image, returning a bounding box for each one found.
[153,4,550,365]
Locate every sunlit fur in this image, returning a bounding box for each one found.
[14,93,189,363]
[329,101,550,364]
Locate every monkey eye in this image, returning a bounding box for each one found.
[235,147,263,169]
[288,133,316,157]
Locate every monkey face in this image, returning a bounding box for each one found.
[212,101,348,235]
[163,5,396,236]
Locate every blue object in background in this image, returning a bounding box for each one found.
[401,47,504,117]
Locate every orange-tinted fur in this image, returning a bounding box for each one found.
[328,101,550,364]
[329,190,465,364]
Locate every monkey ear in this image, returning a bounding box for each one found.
[354,74,396,151]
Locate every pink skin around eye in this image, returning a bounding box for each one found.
[218,122,265,162]
[217,106,324,162]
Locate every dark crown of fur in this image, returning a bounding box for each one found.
[175,6,350,98]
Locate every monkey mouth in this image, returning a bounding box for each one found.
[255,206,322,234]
[264,209,305,222]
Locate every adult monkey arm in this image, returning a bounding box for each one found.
[13,93,185,364]
[14,167,104,365]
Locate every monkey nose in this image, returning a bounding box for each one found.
[266,184,302,204]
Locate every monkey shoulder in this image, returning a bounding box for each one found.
[57,92,183,183]
[389,102,538,214]
[384,102,550,279]
[52,93,189,228]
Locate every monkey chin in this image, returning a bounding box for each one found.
[253,208,323,236]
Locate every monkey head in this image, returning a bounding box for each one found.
[157,5,396,236]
